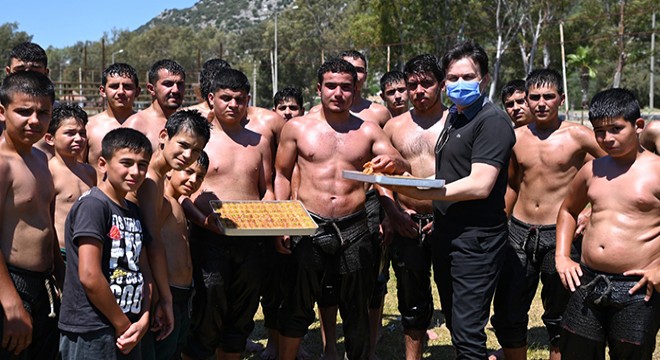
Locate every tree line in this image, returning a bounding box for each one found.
[1,0,657,110]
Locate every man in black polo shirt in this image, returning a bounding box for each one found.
[383,40,515,359]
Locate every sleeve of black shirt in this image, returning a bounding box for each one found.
[471,104,516,168]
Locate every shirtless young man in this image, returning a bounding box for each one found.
[490,69,606,360]
[123,59,186,150]
[127,109,210,351]
[86,63,141,177]
[313,50,392,360]
[44,104,96,262]
[183,58,231,119]
[5,42,56,158]
[147,151,208,360]
[274,58,409,360]
[181,68,274,360]
[501,79,533,128]
[556,88,660,358]
[184,58,286,167]
[640,120,660,154]
[381,54,448,360]
[310,50,391,127]
[380,70,409,117]
[0,71,61,359]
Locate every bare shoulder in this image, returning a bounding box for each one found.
[562,121,594,140]
[80,162,97,185]
[383,111,411,135]
[122,111,143,128]
[248,106,286,132]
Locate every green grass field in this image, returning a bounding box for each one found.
[244,268,660,359]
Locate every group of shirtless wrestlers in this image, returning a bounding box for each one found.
[1,39,659,360]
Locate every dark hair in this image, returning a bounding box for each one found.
[404,54,444,84]
[339,50,367,70]
[0,71,55,106]
[273,87,303,108]
[442,40,489,77]
[102,63,139,87]
[200,58,231,103]
[317,58,357,85]
[588,88,640,125]
[196,150,210,172]
[525,68,563,95]
[379,70,406,93]
[48,104,88,135]
[8,42,48,68]
[148,59,186,84]
[101,128,153,160]
[165,109,211,145]
[208,68,250,94]
[500,79,526,104]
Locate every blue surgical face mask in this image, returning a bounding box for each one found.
[446,79,482,107]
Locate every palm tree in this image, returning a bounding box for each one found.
[567,46,600,109]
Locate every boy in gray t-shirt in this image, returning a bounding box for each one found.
[59,128,153,359]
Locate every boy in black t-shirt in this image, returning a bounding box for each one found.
[59,128,154,359]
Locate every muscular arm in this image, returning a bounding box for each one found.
[505,155,520,217]
[135,179,173,338]
[370,125,410,175]
[0,163,33,355]
[260,142,275,201]
[274,123,298,201]
[555,166,590,292]
[78,238,132,336]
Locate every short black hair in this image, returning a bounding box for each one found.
[500,79,526,104]
[588,88,641,125]
[196,150,210,172]
[442,40,489,78]
[404,54,444,84]
[165,109,211,145]
[8,42,48,68]
[48,104,88,135]
[148,59,186,84]
[525,68,563,95]
[200,58,231,103]
[339,50,367,70]
[317,58,357,86]
[273,87,303,108]
[102,63,139,87]
[101,128,153,160]
[208,68,250,94]
[0,71,55,106]
[380,70,406,93]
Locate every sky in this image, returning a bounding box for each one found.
[1,1,198,49]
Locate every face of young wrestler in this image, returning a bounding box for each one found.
[526,84,564,125]
[503,90,532,128]
[47,118,88,158]
[381,80,409,115]
[101,74,140,112]
[148,69,185,110]
[592,117,643,158]
[99,148,150,194]
[168,162,207,197]
[406,72,441,113]
[317,71,355,113]
[342,56,367,91]
[158,129,206,171]
[274,99,304,121]
[6,58,49,76]
[0,92,52,148]
[209,88,250,124]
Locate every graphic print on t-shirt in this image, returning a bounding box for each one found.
[108,214,145,316]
